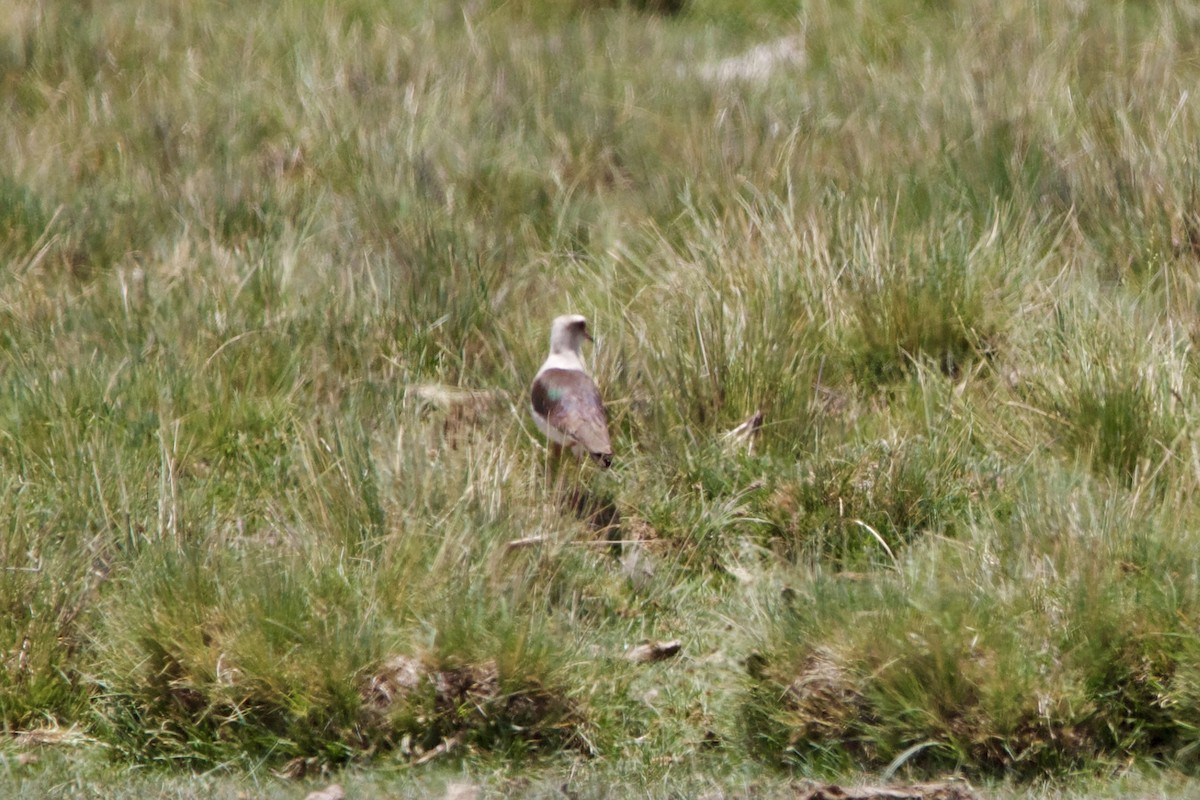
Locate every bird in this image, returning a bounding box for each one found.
[529,314,613,468]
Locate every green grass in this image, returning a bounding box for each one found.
[6,0,1200,796]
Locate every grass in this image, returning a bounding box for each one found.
[5,0,1200,796]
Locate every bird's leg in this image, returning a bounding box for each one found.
[543,442,567,492]
[544,443,588,510]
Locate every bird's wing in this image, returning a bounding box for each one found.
[531,368,612,457]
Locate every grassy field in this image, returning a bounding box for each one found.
[5,0,1200,796]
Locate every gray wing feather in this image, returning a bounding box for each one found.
[533,369,613,461]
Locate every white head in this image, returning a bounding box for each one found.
[548,314,592,357]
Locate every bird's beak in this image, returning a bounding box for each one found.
[584,329,594,343]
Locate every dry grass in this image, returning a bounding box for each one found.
[4,0,1200,795]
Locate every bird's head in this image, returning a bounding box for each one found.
[549,314,593,356]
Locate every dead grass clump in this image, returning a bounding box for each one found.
[780,649,865,746]
[361,654,424,715]
[743,645,874,768]
[362,654,588,759]
[405,384,504,451]
[796,781,979,800]
[431,660,502,721]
